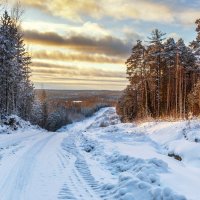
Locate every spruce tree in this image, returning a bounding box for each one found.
[0,10,34,119]
[146,29,166,117]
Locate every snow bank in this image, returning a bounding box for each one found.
[0,115,38,134]
[87,107,120,129]
[77,107,200,199]
[105,153,185,200]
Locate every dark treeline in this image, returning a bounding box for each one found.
[117,20,200,122]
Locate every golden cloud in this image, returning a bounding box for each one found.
[20,0,200,25]
[21,0,101,22]
[20,0,173,23]
[32,50,123,63]
[30,60,128,89]
[31,62,126,79]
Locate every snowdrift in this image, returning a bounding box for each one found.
[0,115,38,134]
[76,107,200,199]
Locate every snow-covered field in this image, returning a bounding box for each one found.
[0,107,200,200]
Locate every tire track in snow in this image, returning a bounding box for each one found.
[58,134,102,200]
[0,133,55,200]
[0,134,42,162]
[0,132,41,149]
[59,183,76,200]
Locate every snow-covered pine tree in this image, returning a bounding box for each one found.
[0,10,34,119]
[0,11,17,115]
[190,19,200,64]
[14,18,34,120]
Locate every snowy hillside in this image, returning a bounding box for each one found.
[0,107,200,199]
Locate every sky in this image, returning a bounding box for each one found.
[7,0,200,90]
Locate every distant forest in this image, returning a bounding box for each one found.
[117,19,200,121]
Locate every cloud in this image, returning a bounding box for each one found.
[31,62,126,79]
[177,10,200,25]
[22,21,110,39]
[33,79,127,90]
[20,0,200,26]
[102,0,174,23]
[32,50,123,63]
[21,0,101,22]
[24,30,136,56]
[30,61,127,89]
[24,30,66,45]
[21,0,174,23]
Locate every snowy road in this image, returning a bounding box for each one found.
[0,109,107,200]
[0,108,200,199]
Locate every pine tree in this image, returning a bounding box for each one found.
[125,40,153,117]
[176,39,197,118]
[126,40,146,86]
[0,10,34,119]
[0,11,17,115]
[190,19,200,57]
[146,29,166,117]
[163,38,176,115]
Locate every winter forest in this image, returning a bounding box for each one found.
[117,20,200,122]
[2,4,200,129]
[2,5,200,128]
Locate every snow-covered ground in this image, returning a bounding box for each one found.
[0,107,200,199]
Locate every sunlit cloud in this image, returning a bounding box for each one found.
[22,21,110,38]
[24,30,135,56]
[31,62,126,78]
[31,61,127,90]
[21,0,173,23]
[21,0,101,22]
[32,50,123,63]
[20,0,200,25]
